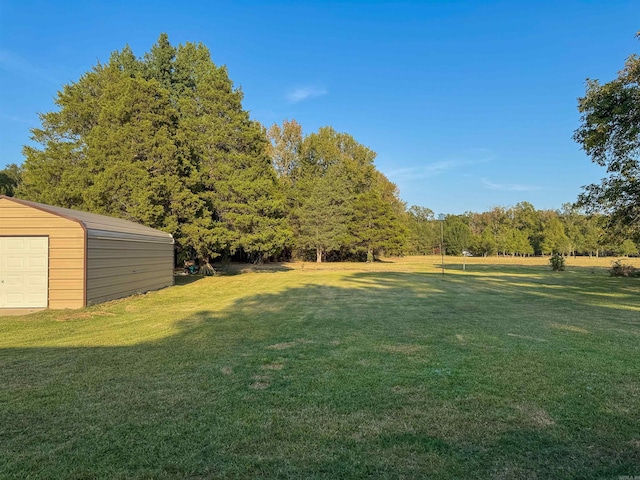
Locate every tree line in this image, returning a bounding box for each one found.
[2,34,639,262]
[406,203,637,258]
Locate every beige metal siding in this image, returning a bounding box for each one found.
[0,198,85,309]
[86,237,174,305]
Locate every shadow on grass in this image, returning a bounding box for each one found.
[173,274,208,286]
[1,268,639,478]
[214,262,295,276]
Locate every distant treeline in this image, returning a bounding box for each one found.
[2,35,637,262]
[407,204,637,258]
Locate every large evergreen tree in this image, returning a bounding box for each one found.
[351,172,407,260]
[18,34,288,262]
[292,164,351,262]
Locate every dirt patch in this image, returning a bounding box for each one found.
[220,366,233,375]
[262,363,284,371]
[455,334,466,345]
[516,404,555,428]
[249,382,270,390]
[329,340,341,346]
[250,375,271,390]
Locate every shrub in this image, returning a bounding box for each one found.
[609,259,639,277]
[549,253,565,271]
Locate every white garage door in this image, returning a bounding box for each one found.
[0,237,49,308]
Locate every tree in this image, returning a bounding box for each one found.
[443,215,472,256]
[616,239,639,257]
[18,34,289,263]
[267,119,303,181]
[511,201,539,252]
[0,164,21,196]
[172,41,289,262]
[580,214,605,257]
[574,32,640,240]
[476,228,498,256]
[351,173,407,261]
[560,203,586,256]
[292,164,351,262]
[291,126,381,262]
[495,225,514,256]
[406,206,438,255]
[540,213,570,255]
[510,228,534,256]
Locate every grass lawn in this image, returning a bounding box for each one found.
[1,256,639,479]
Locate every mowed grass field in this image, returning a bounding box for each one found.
[1,256,639,479]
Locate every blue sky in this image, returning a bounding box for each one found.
[0,1,638,214]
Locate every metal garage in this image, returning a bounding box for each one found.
[0,195,174,310]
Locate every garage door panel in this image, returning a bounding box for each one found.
[26,291,47,303]
[5,238,26,249]
[7,292,47,305]
[28,275,47,287]
[0,236,49,308]
[27,256,47,268]
[5,273,25,286]
[7,257,25,268]
[7,293,23,304]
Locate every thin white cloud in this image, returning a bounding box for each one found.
[387,156,493,180]
[480,178,541,192]
[286,85,327,104]
[0,49,59,85]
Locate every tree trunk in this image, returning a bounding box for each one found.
[316,248,323,263]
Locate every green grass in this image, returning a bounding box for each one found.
[1,257,639,479]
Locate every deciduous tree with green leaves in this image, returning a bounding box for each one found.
[290,127,371,261]
[574,31,640,240]
[0,164,21,196]
[267,119,303,182]
[540,213,570,255]
[443,215,472,256]
[406,206,438,255]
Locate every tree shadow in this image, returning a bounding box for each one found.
[214,262,295,276]
[1,268,639,478]
[173,274,208,286]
